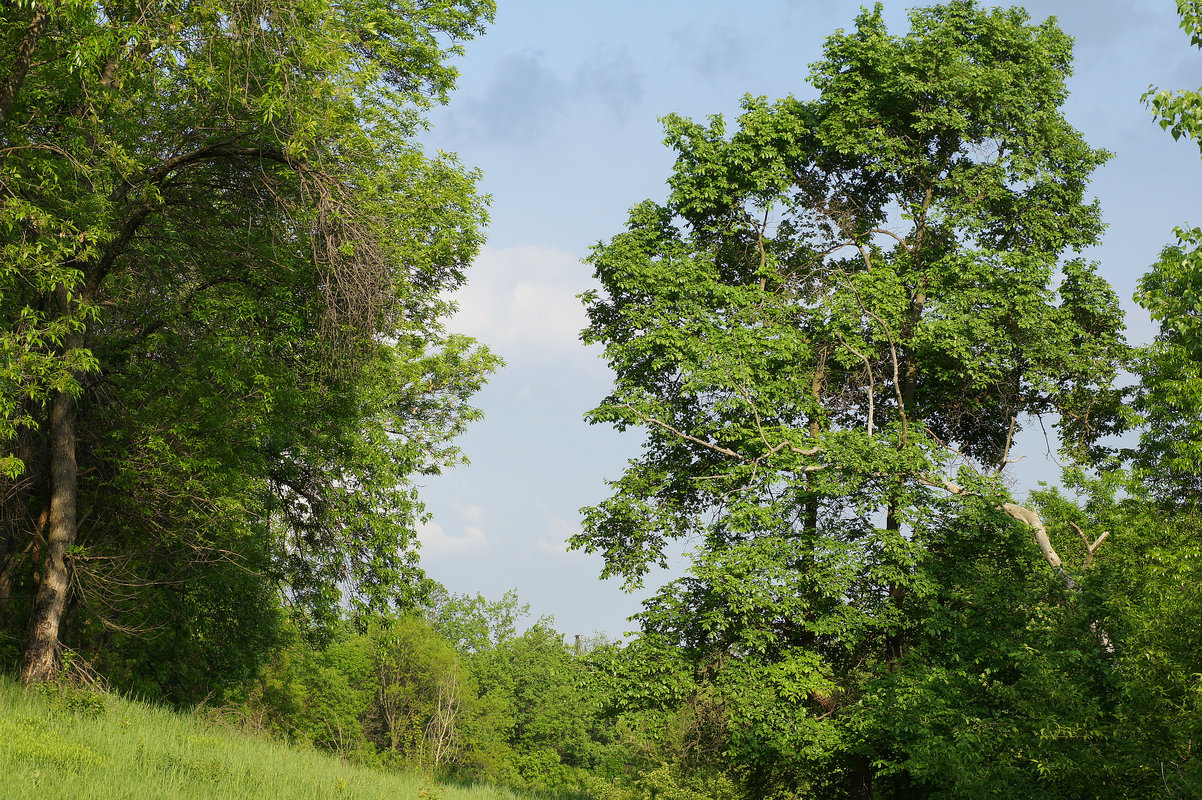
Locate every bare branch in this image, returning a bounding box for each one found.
[834,269,909,442]
[619,404,751,462]
[835,331,875,434]
[1069,521,1110,568]
[869,227,912,252]
[995,416,1018,474]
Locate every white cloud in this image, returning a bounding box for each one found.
[447,244,600,366]
[418,505,489,556]
[537,515,585,558]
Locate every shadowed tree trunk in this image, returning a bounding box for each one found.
[0,1,52,128]
[20,374,79,683]
[849,755,875,800]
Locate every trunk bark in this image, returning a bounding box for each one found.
[19,384,79,683]
[849,754,875,800]
[0,1,52,128]
[884,504,907,665]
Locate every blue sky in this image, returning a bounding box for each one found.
[413,0,1202,639]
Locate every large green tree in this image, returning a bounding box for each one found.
[0,0,497,687]
[576,3,1127,796]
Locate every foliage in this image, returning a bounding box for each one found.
[83,556,284,706]
[427,589,627,794]
[1143,2,1202,148]
[1088,501,1202,797]
[212,593,653,798]
[1133,1,1202,506]
[363,613,477,770]
[231,612,501,772]
[857,495,1114,798]
[1105,3,1202,793]
[576,2,1129,796]
[0,0,500,684]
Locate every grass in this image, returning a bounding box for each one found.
[0,677,538,800]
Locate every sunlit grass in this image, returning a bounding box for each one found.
[0,677,535,800]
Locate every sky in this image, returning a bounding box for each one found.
[412,0,1202,640]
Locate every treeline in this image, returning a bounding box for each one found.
[3,1,1202,799]
[567,2,1202,798]
[198,590,728,799]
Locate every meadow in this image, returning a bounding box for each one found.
[0,678,537,800]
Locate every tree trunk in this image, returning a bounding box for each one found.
[883,504,908,665]
[849,754,875,800]
[0,1,52,128]
[19,385,79,683]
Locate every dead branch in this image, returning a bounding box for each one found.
[923,473,1114,656]
[1069,521,1110,568]
[869,227,912,252]
[834,266,909,443]
[617,403,823,468]
[995,416,1021,474]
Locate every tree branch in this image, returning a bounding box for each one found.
[870,227,912,252]
[835,330,875,434]
[616,403,823,466]
[0,1,53,128]
[836,269,909,443]
[1069,521,1110,568]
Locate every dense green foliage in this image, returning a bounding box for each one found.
[574,2,1201,798]
[1,1,1201,799]
[225,592,622,796]
[0,0,498,691]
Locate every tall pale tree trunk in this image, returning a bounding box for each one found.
[16,198,145,683]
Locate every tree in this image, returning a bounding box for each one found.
[576,3,1127,796]
[364,614,473,770]
[1134,1,1202,505]
[424,588,623,793]
[0,0,498,685]
[1098,2,1202,792]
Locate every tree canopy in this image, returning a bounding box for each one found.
[2,2,1202,799]
[576,2,1137,796]
[0,0,498,687]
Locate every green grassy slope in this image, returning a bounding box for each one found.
[0,678,534,800]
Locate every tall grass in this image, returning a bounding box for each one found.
[0,677,537,800]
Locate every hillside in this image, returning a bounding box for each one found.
[0,678,538,800]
